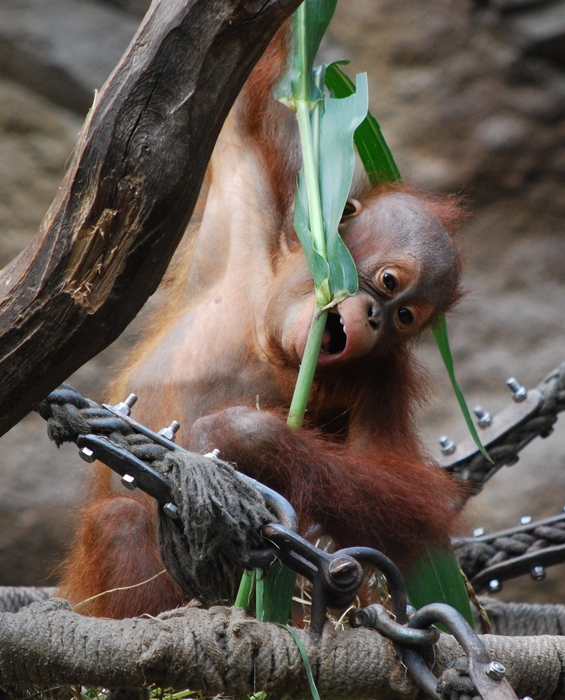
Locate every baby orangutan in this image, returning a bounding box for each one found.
[58,28,465,618]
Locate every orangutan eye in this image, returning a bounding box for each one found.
[398,307,414,326]
[383,273,398,292]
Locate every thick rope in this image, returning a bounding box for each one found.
[0,586,56,613]
[456,520,565,583]
[1,600,565,699]
[473,597,565,636]
[156,451,274,604]
[36,384,169,465]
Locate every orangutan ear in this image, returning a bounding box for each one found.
[340,198,363,222]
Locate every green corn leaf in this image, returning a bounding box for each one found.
[403,544,474,628]
[324,62,401,185]
[277,624,321,700]
[318,73,368,299]
[431,314,492,462]
[293,181,330,296]
[256,562,297,624]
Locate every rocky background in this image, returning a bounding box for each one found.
[1,0,565,603]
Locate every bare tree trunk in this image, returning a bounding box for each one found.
[0,0,300,437]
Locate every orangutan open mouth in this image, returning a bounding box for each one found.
[320,311,347,355]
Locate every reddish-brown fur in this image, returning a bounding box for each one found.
[58,29,466,618]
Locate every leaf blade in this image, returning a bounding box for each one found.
[324,63,401,185]
[431,315,492,462]
[318,73,368,298]
[404,544,474,627]
[278,624,321,700]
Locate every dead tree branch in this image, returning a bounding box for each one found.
[0,0,300,436]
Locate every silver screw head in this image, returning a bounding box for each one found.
[79,446,95,463]
[158,420,181,441]
[519,515,532,525]
[488,579,502,593]
[439,435,456,455]
[114,393,138,416]
[506,377,527,402]
[473,406,492,428]
[163,502,179,520]
[204,448,221,459]
[473,527,486,537]
[121,474,137,491]
[531,565,546,581]
[486,661,506,680]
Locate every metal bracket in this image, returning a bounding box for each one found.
[455,513,565,592]
[437,389,543,468]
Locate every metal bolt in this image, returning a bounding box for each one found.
[121,474,137,491]
[488,579,502,593]
[114,393,138,416]
[204,448,221,459]
[473,406,492,428]
[327,556,360,585]
[486,661,506,681]
[439,435,456,455]
[163,502,179,520]
[506,377,527,402]
[473,527,486,537]
[531,565,546,581]
[158,420,181,442]
[519,515,532,525]
[79,446,95,463]
[349,608,370,628]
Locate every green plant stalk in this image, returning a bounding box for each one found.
[292,3,310,102]
[234,568,255,612]
[295,100,327,269]
[287,307,328,429]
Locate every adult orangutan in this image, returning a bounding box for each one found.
[58,28,465,618]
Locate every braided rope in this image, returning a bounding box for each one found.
[36,383,169,466]
[457,519,565,582]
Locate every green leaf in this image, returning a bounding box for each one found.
[276,0,338,106]
[293,180,330,295]
[324,63,401,185]
[277,624,321,700]
[318,73,368,298]
[256,562,297,624]
[431,315,492,462]
[404,544,474,628]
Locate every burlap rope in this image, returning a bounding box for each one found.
[156,450,274,604]
[1,600,565,698]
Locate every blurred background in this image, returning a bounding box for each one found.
[1,0,565,603]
